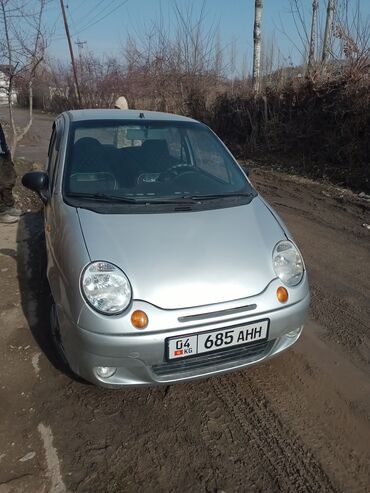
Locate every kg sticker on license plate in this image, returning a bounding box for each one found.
[167,319,269,360]
[168,335,197,359]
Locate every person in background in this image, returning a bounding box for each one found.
[114,96,130,148]
[0,122,22,224]
[114,96,129,110]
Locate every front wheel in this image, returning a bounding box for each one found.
[49,301,89,383]
[50,300,74,375]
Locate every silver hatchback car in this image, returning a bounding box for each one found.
[22,109,309,388]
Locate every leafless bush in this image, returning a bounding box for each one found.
[211,70,370,191]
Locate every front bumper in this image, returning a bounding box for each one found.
[57,277,310,387]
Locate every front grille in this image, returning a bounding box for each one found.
[152,339,274,377]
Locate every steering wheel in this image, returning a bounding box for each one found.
[158,164,196,182]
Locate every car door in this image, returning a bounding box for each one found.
[44,117,64,284]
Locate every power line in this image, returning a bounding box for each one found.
[51,0,129,45]
[66,0,118,34]
[74,0,129,35]
[51,0,115,41]
[72,0,108,29]
[71,0,89,16]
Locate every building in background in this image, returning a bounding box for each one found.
[0,65,17,105]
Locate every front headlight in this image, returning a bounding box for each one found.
[273,241,304,286]
[81,261,132,314]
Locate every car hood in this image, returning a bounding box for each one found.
[78,197,286,309]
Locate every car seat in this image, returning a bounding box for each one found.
[69,137,117,193]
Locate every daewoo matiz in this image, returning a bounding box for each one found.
[22,109,309,387]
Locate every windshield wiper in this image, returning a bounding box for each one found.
[66,192,196,205]
[190,192,253,200]
[66,192,251,205]
[66,192,139,203]
[141,197,197,204]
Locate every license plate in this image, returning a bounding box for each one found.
[166,319,269,360]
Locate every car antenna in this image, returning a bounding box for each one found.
[139,112,145,119]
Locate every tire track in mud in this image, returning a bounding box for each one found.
[197,385,254,492]
[231,349,370,493]
[34,347,369,493]
[194,371,336,493]
[310,283,370,362]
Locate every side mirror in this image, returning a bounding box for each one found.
[22,171,49,204]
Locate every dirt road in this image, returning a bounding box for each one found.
[0,108,369,493]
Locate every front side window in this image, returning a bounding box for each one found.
[63,120,254,211]
[48,126,59,192]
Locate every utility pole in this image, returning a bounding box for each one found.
[322,0,335,63]
[59,0,82,106]
[75,38,87,65]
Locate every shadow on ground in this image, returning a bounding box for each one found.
[14,210,68,375]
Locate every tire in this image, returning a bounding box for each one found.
[50,300,72,373]
[49,299,89,383]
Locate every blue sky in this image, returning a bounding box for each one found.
[44,0,370,75]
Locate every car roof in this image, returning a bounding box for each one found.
[65,109,198,123]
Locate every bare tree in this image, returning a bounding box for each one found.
[252,0,263,92]
[322,0,335,63]
[333,0,370,69]
[42,1,230,115]
[0,0,47,156]
[307,0,319,75]
[117,1,227,113]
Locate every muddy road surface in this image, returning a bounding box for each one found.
[0,108,369,493]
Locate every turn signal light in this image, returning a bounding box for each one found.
[131,310,148,329]
[277,286,289,303]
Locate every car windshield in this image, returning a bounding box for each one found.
[63,119,252,205]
